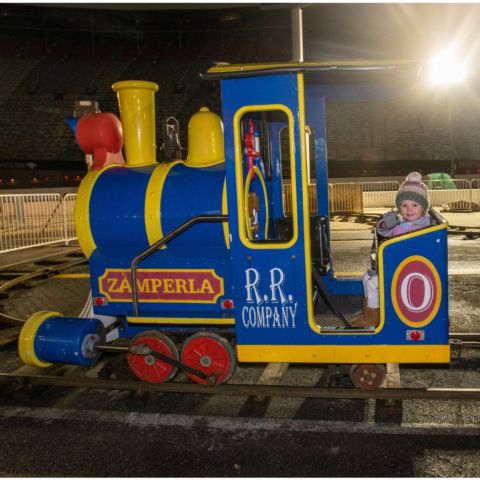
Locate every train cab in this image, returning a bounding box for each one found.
[203,61,449,367]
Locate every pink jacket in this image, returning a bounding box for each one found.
[377,215,431,238]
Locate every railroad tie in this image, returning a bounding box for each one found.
[384,363,401,389]
[374,362,403,424]
[255,362,290,402]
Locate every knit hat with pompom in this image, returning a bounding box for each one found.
[396,171,429,211]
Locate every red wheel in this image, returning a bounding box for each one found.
[181,332,236,385]
[127,331,178,384]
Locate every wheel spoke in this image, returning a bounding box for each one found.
[127,331,178,384]
[181,333,236,385]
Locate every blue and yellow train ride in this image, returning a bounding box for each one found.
[18,61,449,389]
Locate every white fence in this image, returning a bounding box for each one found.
[0,193,77,253]
[286,180,480,214]
[472,179,480,205]
[330,179,478,213]
[358,181,400,209]
[63,193,77,239]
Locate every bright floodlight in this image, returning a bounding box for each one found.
[428,49,467,85]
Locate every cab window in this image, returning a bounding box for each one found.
[236,108,296,245]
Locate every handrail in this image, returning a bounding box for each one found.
[428,207,448,225]
[130,214,228,317]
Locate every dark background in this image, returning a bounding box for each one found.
[0,2,479,187]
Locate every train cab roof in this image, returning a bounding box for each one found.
[201,60,421,80]
[202,60,425,103]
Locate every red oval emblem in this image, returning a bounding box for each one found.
[391,256,441,327]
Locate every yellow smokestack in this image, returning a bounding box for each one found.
[112,80,159,167]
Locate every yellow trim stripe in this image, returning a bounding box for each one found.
[244,165,269,241]
[207,59,419,75]
[233,104,298,249]
[19,310,61,367]
[184,159,225,168]
[55,271,410,280]
[74,165,121,259]
[297,74,315,335]
[128,317,234,325]
[237,344,450,363]
[222,178,230,249]
[54,273,90,279]
[145,161,182,248]
[378,222,448,255]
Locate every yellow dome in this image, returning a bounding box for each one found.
[186,107,224,167]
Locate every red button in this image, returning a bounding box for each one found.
[410,330,421,341]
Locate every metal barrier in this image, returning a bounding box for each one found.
[0,193,77,253]
[282,184,318,215]
[283,184,293,215]
[308,184,317,214]
[329,183,364,213]
[301,181,397,213]
[63,193,77,240]
[471,179,480,207]
[283,180,480,214]
[361,181,400,209]
[428,179,472,212]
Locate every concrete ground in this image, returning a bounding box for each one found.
[0,406,479,477]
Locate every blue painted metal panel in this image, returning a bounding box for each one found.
[301,226,448,347]
[161,162,226,250]
[221,73,312,346]
[89,166,153,257]
[266,121,286,222]
[380,227,449,345]
[87,162,233,320]
[89,249,232,319]
[305,94,329,219]
[220,73,450,349]
[120,323,236,339]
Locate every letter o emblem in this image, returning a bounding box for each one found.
[391,256,441,327]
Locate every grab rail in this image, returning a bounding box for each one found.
[130,214,228,317]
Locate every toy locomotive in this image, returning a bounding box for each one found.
[19,61,449,389]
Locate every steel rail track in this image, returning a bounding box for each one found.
[0,254,88,344]
[0,257,87,294]
[2,372,480,401]
[0,312,24,326]
[0,247,82,272]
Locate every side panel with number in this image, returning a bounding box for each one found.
[378,224,449,345]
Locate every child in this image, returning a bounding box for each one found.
[350,171,432,328]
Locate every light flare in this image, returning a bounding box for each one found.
[428,48,467,85]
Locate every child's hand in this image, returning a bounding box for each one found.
[382,210,399,229]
